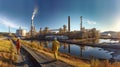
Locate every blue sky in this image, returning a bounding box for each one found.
[0,0,120,33]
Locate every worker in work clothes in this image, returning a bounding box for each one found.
[16,38,21,54]
[52,38,60,60]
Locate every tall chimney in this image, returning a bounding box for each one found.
[31,20,34,38]
[31,20,34,27]
[80,16,82,31]
[68,16,70,32]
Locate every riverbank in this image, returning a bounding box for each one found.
[20,39,90,67]
[87,43,120,49]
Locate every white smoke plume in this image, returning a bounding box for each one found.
[31,7,38,20]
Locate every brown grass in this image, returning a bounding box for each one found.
[0,40,17,67]
[91,58,120,67]
[0,35,4,38]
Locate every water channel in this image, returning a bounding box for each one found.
[29,39,120,61]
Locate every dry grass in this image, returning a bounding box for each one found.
[0,35,4,38]
[0,40,17,67]
[91,58,120,67]
[12,37,17,41]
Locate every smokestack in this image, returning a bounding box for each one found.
[68,16,70,32]
[31,19,34,27]
[31,20,33,36]
[80,16,82,31]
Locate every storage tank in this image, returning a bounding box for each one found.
[16,27,26,37]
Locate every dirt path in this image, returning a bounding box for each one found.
[13,47,35,67]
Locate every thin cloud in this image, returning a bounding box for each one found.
[83,19,97,25]
[0,16,27,29]
[86,20,96,24]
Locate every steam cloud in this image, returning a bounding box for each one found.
[31,7,38,20]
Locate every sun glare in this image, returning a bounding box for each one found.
[113,16,120,31]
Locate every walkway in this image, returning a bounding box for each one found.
[22,45,72,67]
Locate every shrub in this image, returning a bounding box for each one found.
[91,58,120,67]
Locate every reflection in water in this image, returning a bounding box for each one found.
[80,45,85,57]
[37,40,113,60]
[63,43,67,49]
[62,43,71,53]
[68,44,70,53]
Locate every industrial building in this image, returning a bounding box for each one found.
[29,15,100,40]
[29,20,37,37]
[16,27,27,37]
